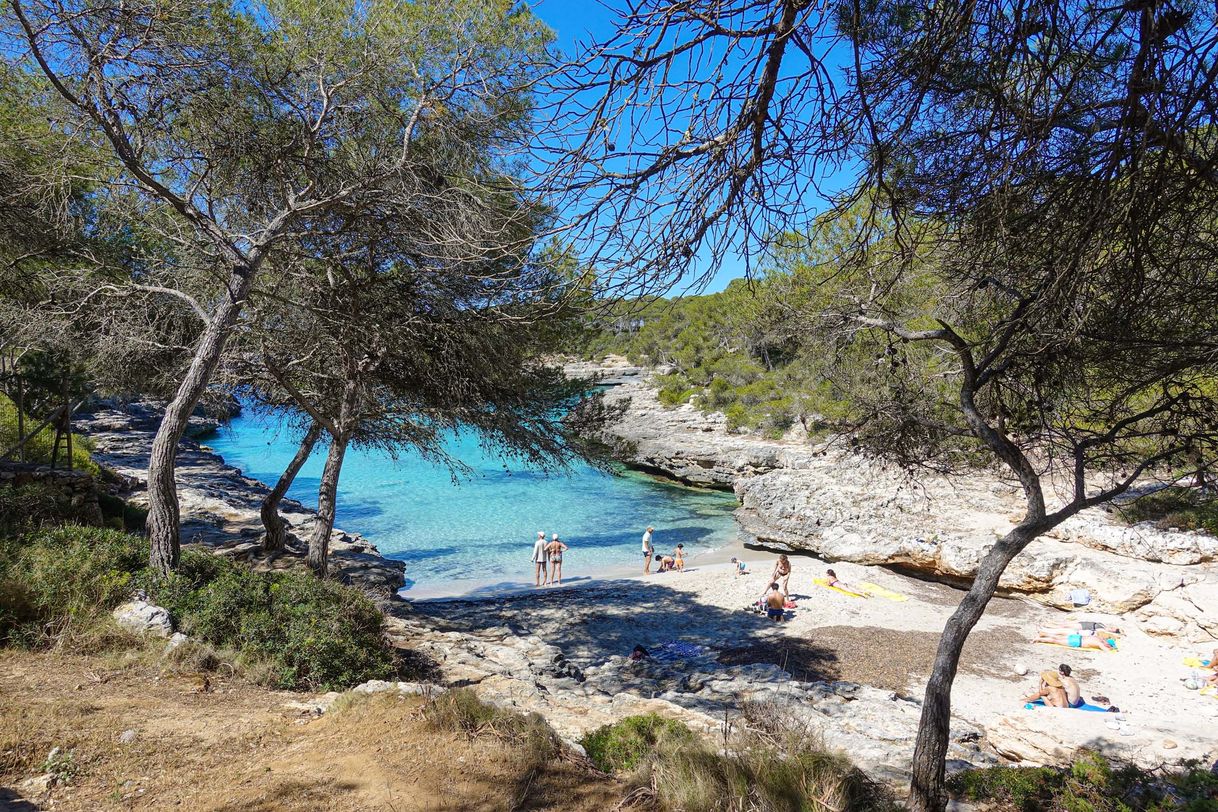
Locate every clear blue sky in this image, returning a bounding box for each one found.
[532,1,856,296]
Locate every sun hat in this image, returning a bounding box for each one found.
[1040,670,1063,687]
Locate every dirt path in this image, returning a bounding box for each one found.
[0,652,622,811]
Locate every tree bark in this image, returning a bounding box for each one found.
[307,432,350,577]
[147,270,253,576]
[261,421,323,553]
[907,524,1040,812]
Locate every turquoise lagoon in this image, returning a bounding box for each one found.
[206,406,740,590]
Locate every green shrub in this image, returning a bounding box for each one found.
[582,713,695,773]
[949,750,1218,812]
[0,525,397,691]
[0,525,145,646]
[96,492,148,532]
[1118,488,1218,536]
[0,482,80,534]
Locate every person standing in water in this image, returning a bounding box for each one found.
[642,526,655,574]
[547,533,569,585]
[531,531,549,587]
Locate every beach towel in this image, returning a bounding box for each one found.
[1201,686,1217,699]
[858,582,908,602]
[813,578,868,598]
[1182,656,1212,668]
[1026,698,1110,713]
[783,600,797,609]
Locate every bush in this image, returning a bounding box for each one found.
[0,482,82,535]
[582,714,695,773]
[584,713,894,811]
[0,525,397,691]
[949,750,1218,812]
[1118,487,1218,536]
[0,525,145,646]
[423,689,560,765]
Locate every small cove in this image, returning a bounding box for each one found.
[205,406,740,590]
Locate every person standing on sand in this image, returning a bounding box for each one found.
[770,554,792,596]
[531,531,548,587]
[642,526,654,574]
[546,533,569,585]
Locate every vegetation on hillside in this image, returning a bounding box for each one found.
[0,525,397,690]
[0,393,96,474]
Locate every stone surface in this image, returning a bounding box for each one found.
[118,729,138,744]
[112,599,173,637]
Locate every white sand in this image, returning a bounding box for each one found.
[410,547,1218,766]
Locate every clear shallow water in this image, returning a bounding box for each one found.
[205,405,739,589]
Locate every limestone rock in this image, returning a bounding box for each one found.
[112,599,173,638]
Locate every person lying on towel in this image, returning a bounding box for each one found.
[1034,630,1117,651]
[825,569,870,598]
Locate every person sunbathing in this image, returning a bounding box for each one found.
[825,568,870,598]
[1024,670,1070,707]
[1039,621,1123,637]
[1034,630,1117,651]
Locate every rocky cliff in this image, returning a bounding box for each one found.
[596,379,1218,642]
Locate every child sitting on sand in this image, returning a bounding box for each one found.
[656,553,675,572]
[731,557,748,576]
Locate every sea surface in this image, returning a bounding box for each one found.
[205,405,740,590]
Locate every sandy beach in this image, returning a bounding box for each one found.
[407,544,1218,776]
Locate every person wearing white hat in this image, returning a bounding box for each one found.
[531,531,548,587]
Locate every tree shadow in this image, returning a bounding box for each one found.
[0,788,41,811]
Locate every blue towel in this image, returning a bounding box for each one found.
[1027,698,1109,713]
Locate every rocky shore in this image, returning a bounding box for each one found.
[593,379,1218,644]
[77,401,407,597]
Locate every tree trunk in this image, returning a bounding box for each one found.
[261,421,323,553]
[307,432,349,577]
[147,270,253,577]
[907,525,1037,812]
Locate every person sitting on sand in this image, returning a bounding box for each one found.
[765,582,786,622]
[531,531,549,587]
[1057,664,1083,708]
[546,533,569,585]
[825,568,870,598]
[674,544,685,572]
[731,557,748,576]
[1034,630,1117,651]
[656,553,675,572]
[1024,670,1070,707]
[771,554,792,597]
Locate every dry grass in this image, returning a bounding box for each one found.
[0,649,624,811]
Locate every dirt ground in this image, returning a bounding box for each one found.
[0,651,623,812]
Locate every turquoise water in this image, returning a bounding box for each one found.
[205,406,739,589]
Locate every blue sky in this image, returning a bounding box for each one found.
[532,1,857,296]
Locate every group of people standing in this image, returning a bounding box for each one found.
[641,526,685,573]
[530,532,569,586]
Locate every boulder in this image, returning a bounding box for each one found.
[111,599,173,638]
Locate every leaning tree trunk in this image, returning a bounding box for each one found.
[261,421,323,553]
[907,524,1038,811]
[148,270,254,576]
[307,432,350,577]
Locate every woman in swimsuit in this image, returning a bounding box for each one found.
[771,555,792,596]
[547,534,569,585]
[1038,621,1123,637]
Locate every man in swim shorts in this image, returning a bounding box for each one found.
[531,531,548,587]
[765,583,786,622]
[1058,664,1083,707]
[642,526,654,575]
